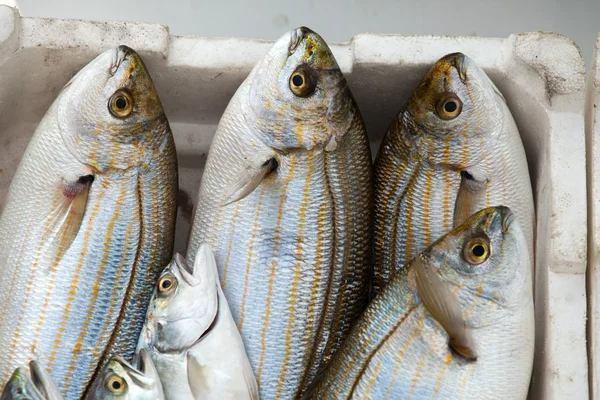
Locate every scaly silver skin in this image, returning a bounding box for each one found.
[373,53,534,294]
[312,207,534,399]
[0,46,177,398]
[137,246,258,400]
[187,27,373,399]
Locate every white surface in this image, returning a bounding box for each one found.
[587,33,600,400]
[6,0,599,65]
[0,6,589,399]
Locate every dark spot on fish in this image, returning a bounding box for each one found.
[262,158,278,173]
[142,118,150,130]
[461,171,474,181]
[78,175,95,185]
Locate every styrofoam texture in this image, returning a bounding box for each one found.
[587,33,600,400]
[0,6,588,398]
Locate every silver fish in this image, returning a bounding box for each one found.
[373,52,534,294]
[137,245,258,400]
[310,206,534,399]
[186,27,373,398]
[1,361,63,400]
[0,46,178,397]
[89,349,164,400]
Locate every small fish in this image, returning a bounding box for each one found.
[137,245,258,400]
[0,45,178,398]
[1,361,63,400]
[309,206,534,399]
[89,349,164,400]
[373,52,534,294]
[186,26,373,398]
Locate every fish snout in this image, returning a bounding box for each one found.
[498,206,515,233]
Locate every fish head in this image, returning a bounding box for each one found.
[248,27,355,151]
[57,45,171,173]
[143,245,219,353]
[91,354,161,399]
[404,53,504,168]
[1,367,44,400]
[422,206,531,324]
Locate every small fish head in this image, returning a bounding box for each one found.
[145,246,219,353]
[92,355,160,400]
[423,206,531,325]
[1,367,44,400]
[404,53,504,168]
[248,27,355,151]
[57,46,171,173]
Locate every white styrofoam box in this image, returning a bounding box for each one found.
[0,6,587,398]
[587,34,600,400]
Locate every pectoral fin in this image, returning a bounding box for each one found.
[43,175,93,272]
[242,355,259,400]
[415,255,477,360]
[453,170,488,228]
[187,353,208,400]
[223,157,277,206]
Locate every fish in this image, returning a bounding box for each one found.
[88,349,164,400]
[372,52,534,294]
[0,46,178,398]
[136,244,258,400]
[186,26,373,398]
[308,206,534,399]
[1,361,63,400]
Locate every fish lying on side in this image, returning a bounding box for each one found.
[373,52,534,294]
[186,27,373,398]
[309,206,534,399]
[1,361,63,400]
[137,244,258,400]
[89,349,164,400]
[0,46,178,398]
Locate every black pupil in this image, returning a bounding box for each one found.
[472,244,485,258]
[161,280,172,289]
[115,97,127,110]
[444,100,458,113]
[292,74,304,87]
[112,381,121,390]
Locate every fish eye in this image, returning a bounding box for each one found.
[436,92,463,120]
[108,89,134,118]
[105,374,127,395]
[158,273,177,296]
[463,238,490,265]
[289,65,317,97]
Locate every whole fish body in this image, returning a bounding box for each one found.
[137,245,258,400]
[186,27,373,398]
[0,46,177,398]
[89,349,164,400]
[373,52,534,294]
[310,206,534,399]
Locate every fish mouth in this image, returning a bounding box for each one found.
[499,206,515,233]
[110,45,136,76]
[444,52,468,83]
[288,27,313,55]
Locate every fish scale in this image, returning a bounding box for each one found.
[0,46,177,399]
[373,53,534,295]
[187,27,373,399]
[311,207,534,399]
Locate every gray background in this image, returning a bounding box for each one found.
[4,0,600,66]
